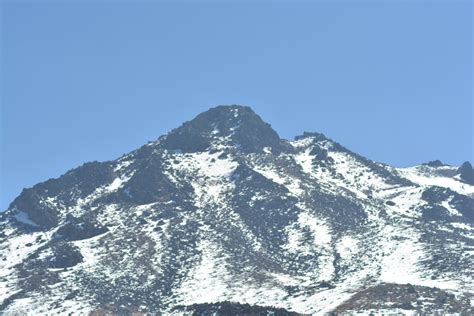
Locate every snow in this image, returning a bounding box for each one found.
[300,211,332,247]
[441,198,462,217]
[72,230,109,268]
[232,107,239,118]
[290,135,332,151]
[293,147,392,201]
[45,299,93,315]
[337,236,359,261]
[191,152,238,178]
[114,159,133,172]
[2,297,38,314]
[2,131,473,314]
[398,166,474,196]
[252,164,305,197]
[0,230,51,303]
[343,308,418,315]
[451,222,473,231]
[283,210,331,253]
[175,238,230,305]
[227,284,289,312]
[328,151,393,195]
[303,288,357,315]
[69,171,134,217]
[380,187,425,218]
[168,151,238,206]
[379,226,460,290]
[291,137,316,148]
[0,232,45,277]
[107,177,126,191]
[13,211,38,226]
[282,208,335,283]
[380,234,425,284]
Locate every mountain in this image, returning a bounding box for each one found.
[1,105,473,315]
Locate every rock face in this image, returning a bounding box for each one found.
[422,160,446,167]
[161,105,288,154]
[457,161,474,185]
[1,105,473,315]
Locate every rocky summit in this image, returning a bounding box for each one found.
[1,105,473,315]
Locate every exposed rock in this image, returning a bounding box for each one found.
[422,160,446,167]
[457,161,474,185]
[173,301,303,316]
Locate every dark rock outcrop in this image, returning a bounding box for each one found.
[457,161,474,185]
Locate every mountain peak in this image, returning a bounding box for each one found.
[161,105,287,153]
[2,104,474,315]
[457,161,474,184]
[422,160,447,167]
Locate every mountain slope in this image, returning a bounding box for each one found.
[1,105,473,315]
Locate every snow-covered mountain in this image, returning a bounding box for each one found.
[1,105,473,315]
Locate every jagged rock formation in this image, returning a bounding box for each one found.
[457,161,474,185]
[422,160,446,167]
[1,105,473,315]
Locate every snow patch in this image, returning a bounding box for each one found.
[398,166,474,196]
[13,211,38,226]
[176,238,230,305]
[252,165,304,197]
[337,236,359,261]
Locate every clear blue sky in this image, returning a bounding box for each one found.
[1,1,472,210]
